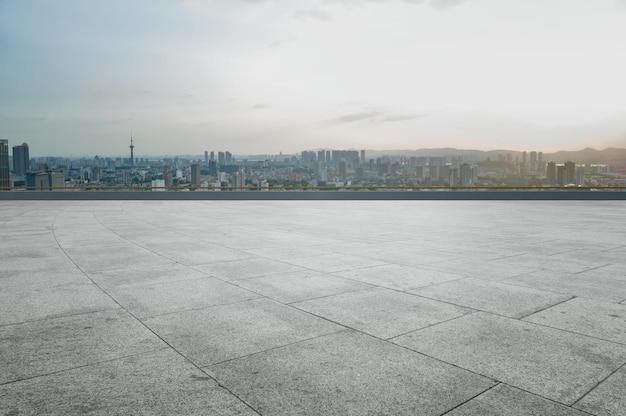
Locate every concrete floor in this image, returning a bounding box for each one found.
[1,200,625,415]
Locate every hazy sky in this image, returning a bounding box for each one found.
[1,0,626,156]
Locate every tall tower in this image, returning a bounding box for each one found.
[12,142,29,176]
[129,134,135,167]
[0,139,10,190]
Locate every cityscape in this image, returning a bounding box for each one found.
[1,138,625,191]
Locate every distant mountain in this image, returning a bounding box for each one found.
[543,148,626,164]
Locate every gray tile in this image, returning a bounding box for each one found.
[577,263,626,282]
[244,245,331,260]
[393,312,626,405]
[334,264,463,291]
[234,270,373,303]
[490,254,609,274]
[412,278,572,318]
[0,284,119,326]
[88,262,208,289]
[193,257,306,281]
[108,277,261,318]
[422,258,540,281]
[145,241,254,265]
[281,253,386,273]
[523,297,626,344]
[0,269,90,293]
[0,349,257,416]
[209,330,495,416]
[0,309,164,384]
[361,249,456,267]
[63,244,172,272]
[448,384,589,416]
[293,287,471,339]
[506,270,626,303]
[575,366,626,416]
[143,298,342,365]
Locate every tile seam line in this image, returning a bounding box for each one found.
[50,209,263,416]
[571,361,626,408]
[515,295,577,320]
[279,302,500,383]
[501,273,626,303]
[0,306,122,328]
[573,263,613,275]
[517,318,626,347]
[138,295,264,320]
[439,382,501,416]
[0,347,168,386]
[385,311,478,341]
[207,328,350,368]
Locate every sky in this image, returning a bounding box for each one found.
[1,0,626,157]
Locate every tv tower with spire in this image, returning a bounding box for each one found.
[129,134,135,167]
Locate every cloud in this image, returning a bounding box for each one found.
[320,0,391,8]
[429,0,470,10]
[381,113,427,122]
[253,103,271,109]
[292,9,332,21]
[240,0,275,5]
[330,109,429,125]
[403,0,424,4]
[334,111,382,123]
[268,34,297,48]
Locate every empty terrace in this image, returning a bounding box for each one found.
[1,199,626,415]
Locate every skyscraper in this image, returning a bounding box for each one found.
[547,162,556,186]
[0,139,10,190]
[129,135,135,167]
[191,164,201,186]
[12,142,29,176]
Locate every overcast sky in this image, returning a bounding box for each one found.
[1,0,625,156]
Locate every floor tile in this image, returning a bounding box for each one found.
[0,309,164,384]
[143,298,342,365]
[448,384,589,416]
[0,349,257,416]
[523,297,626,344]
[209,330,495,416]
[292,287,471,339]
[233,270,373,303]
[412,278,572,318]
[392,312,626,405]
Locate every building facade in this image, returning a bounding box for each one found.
[0,139,10,190]
[12,142,29,176]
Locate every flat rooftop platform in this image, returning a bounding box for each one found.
[1,200,625,415]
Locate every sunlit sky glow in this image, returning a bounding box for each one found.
[1,0,626,156]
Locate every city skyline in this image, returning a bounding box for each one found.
[1,0,626,155]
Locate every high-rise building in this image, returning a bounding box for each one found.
[460,163,473,186]
[530,151,537,171]
[12,142,29,176]
[546,162,556,186]
[204,151,209,164]
[218,152,225,165]
[564,161,576,185]
[236,170,245,190]
[191,164,201,186]
[0,139,10,190]
[360,149,366,164]
[129,136,135,167]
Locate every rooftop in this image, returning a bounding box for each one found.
[1,199,625,415]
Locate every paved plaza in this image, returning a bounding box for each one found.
[1,200,626,415]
